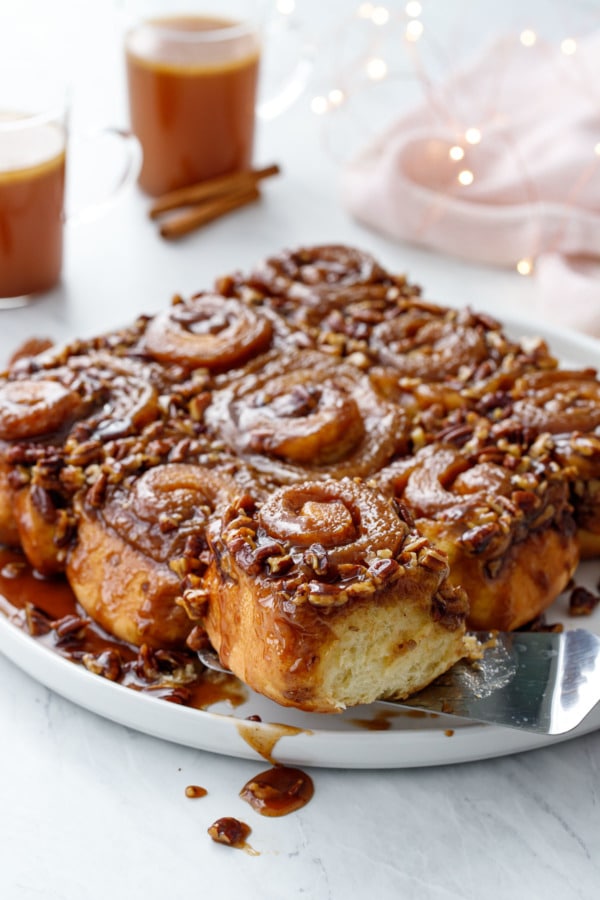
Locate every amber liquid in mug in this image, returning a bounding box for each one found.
[126,15,260,196]
[0,115,66,299]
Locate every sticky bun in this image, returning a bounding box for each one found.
[1,243,597,713]
[206,350,406,484]
[67,463,244,648]
[482,368,600,557]
[376,439,579,631]
[203,479,473,712]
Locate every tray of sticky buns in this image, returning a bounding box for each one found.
[1,245,598,716]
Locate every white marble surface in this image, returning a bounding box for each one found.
[1,2,600,898]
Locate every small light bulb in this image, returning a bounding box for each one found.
[372,5,390,25]
[405,1,422,17]
[594,143,600,157]
[405,19,424,41]
[561,38,577,55]
[449,145,465,161]
[328,88,345,106]
[276,0,295,13]
[311,96,329,115]
[458,169,474,186]
[366,57,388,80]
[516,258,533,276]
[358,2,375,18]
[465,127,482,145]
[520,29,537,47]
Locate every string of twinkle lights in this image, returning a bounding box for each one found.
[275,0,600,276]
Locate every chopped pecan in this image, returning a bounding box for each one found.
[176,588,210,620]
[266,553,293,575]
[52,613,90,643]
[24,602,53,637]
[82,649,122,681]
[303,543,329,576]
[418,547,450,574]
[30,485,57,523]
[135,644,160,682]
[88,470,109,508]
[569,586,600,617]
[430,584,469,630]
[368,557,401,583]
[295,581,349,607]
[253,539,286,567]
[186,625,211,652]
[460,521,502,555]
[208,817,251,848]
[66,439,103,467]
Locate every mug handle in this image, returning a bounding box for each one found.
[66,127,142,226]
[256,9,315,122]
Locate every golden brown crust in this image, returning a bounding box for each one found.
[67,512,190,648]
[418,522,578,631]
[376,441,578,629]
[0,460,20,547]
[67,463,243,648]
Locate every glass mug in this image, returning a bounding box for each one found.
[124,0,312,196]
[0,86,140,308]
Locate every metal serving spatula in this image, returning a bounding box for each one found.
[197,629,600,735]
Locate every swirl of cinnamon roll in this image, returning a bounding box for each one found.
[0,380,86,441]
[377,443,579,630]
[246,245,392,296]
[67,463,240,648]
[217,246,421,346]
[0,350,161,446]
[369,307,503,381]
[211,477,466,614]
[500,369,600,435]
[257,480,407,569]
[71,352,161,441]
[205,351,406,483]
[0,351,163,573]
[140,294,274,372]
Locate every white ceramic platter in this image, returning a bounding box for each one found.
[1,315,599,768]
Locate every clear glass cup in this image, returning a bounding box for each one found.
[0,100,67,305]
[0,82,140,309]
[124,0,312,196]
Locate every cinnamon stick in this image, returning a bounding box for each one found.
[159,186,261,240]
[150,164,280,219]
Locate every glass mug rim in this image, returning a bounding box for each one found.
[0,105,66,135]
[129,16,261,44]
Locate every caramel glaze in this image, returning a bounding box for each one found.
[235,719,310,765]
[185,785,208,798]
[240,766,314,817]
[349,708,439,730]
[0,547,246,709]
[207,817,257,854]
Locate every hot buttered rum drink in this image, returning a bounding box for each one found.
[125,16,260,196]
[0,113,66,299]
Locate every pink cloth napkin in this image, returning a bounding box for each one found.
[341,33,600,338]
